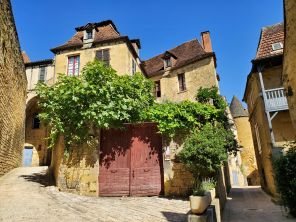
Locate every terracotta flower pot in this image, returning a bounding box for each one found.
[190,195,211,214]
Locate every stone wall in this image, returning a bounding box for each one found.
[234,116,260,185]
[150,57,218,102]
[51,135,100,196]
[0,0,27,175]
[284,0,296,130]
[55,41,141,78]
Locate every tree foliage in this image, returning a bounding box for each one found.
[141,101,222,137]
[35,60,154,149]
[196,86,227,110]
[273,145,296,217]
[178,123,235,180]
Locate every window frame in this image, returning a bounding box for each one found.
[96,49,110,66]
[178,73,186,92]
[164,58,172,68]
[67,55,80,76]
[39,66,46,82]
[32,113,41,129]
[272,42,283,51]
[86,30,93,40]
[155,80,161,98]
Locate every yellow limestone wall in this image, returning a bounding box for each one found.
[54,41,141,78]
[245,65,296,195]
[150,57,218,102]
[233,116,260,185]
[284,0,296,130]
[0,0,27,175]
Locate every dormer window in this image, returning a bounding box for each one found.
[272,42,283,51]
[164,58,172,68]
[86,30,93,40]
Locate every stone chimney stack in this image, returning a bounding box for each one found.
[201,31,213,52]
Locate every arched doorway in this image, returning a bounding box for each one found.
[25,97,51,166]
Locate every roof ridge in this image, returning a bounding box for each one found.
[262,22,284,31]
[144,38,201,62]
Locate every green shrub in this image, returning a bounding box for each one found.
[273,147,296,217]
[178,123,234,182]
[192,178,216,196]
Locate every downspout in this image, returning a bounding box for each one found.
[257,65,276,147]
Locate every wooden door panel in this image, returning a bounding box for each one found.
[99,128,131,196]
[130,124,163,196]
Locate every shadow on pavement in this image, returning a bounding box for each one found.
[19,170,54,187]
[161,211,189,222]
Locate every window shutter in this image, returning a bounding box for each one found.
[96,50,103,61]
[103,49,110,66]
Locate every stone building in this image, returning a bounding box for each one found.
[229,96,260,186]
[283,0,296,130]
[45,20,225,198]
[142,32,221,196]
[143,31,219,102]
[243,23,296,196]
[24,57,54,166]
[0,0,27,175]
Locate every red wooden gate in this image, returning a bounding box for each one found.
[99,123,163,196]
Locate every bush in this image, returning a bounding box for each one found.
[178,123,234,181]
[192,178,216,196]
[273,147,296,217]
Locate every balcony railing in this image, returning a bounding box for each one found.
[265,87,289,112]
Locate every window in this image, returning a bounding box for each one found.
[96,49,110,66]
[164,58,171,68]
[39,66,46,82]
[33,113,40,129]
[178,73,186,92]
[132,60,136,75]
[67,55,80,76]
[86,30,93,40]
[155,81,161,97]
[272,42,283,51]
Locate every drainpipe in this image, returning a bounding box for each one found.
[257,65,276,147]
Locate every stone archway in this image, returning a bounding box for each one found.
[25,97,51,166]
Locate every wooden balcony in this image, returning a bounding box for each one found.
[265,87,289,112]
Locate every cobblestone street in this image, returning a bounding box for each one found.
[0,167,189,222]
[222,186,296,222]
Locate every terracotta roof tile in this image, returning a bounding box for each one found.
[22,51,30,64]
[51,20,120,53]
[142,39,212,77]
[255,23,284,60]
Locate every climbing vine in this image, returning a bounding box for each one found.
[36,60,154,150]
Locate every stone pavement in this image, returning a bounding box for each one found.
[0,167,189,222]
[222,186,296,222]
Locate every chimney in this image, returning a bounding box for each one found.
[201,31,213,52]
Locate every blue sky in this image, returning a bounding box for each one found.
[11,0,283,104]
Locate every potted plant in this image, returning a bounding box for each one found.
[203,178,216,201]
[189,181,212,214]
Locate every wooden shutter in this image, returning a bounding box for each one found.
[96,49,110,66]
[103,49,110,66]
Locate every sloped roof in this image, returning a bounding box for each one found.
[22,51,30,64]
[51,20,121,53]
[142,39,214,77]
[230,96,248,118]
[255,23,284,60]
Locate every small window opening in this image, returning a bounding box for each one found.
[33,113,40,129]
[272,42,283,51]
